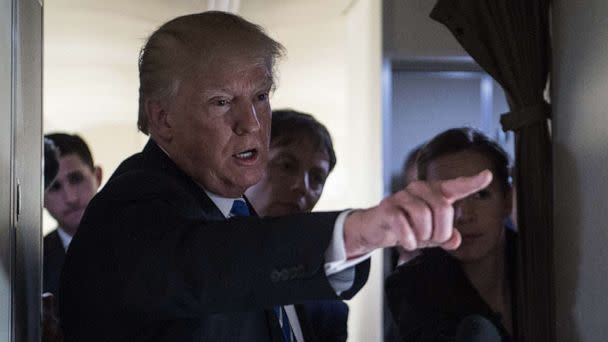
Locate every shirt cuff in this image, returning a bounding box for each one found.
[324,210,373,295]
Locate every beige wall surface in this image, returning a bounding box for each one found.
[553,1,608,340]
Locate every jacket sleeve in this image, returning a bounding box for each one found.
[60,171,369,324]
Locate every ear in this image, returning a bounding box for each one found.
[145,98,173,142]
[93,166,103,188]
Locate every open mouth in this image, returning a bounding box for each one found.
[233,149,258,161]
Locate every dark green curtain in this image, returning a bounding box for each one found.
[430,1,553,341]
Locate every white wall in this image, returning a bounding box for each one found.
[553,1,608,340]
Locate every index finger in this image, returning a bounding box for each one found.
[438,170,493,203]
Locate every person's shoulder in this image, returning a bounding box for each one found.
[43,229,59,241]
[98,149,194,202]
[385,251,465,340]
[43,230,62,252]
[385,248,463,316]
[42,229,65,263]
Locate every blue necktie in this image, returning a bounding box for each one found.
[229,199,250,217]
[228,199,295,341]
[273,305,295,342]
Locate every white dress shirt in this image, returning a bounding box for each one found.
[56,227,74,251]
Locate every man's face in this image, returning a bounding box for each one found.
[425,150,511,263]
[246,136,330,216]
[162,55,273,197]
[44,154,102,235]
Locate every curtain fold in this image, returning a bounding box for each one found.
[430,1,553,341]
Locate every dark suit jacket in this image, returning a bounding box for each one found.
[42,229,65,316]
[44,229,66,317]
[296,300,349,342]
[59,140,369,342]
[44,229,65,297]
[385,230,517,342]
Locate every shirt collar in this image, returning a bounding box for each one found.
[204,190,242,218]
[56,227,73,251]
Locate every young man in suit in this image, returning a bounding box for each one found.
[245,109,349,341]
[43,133,102,301]
[59,11,492,342]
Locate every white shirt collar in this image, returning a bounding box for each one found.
[56,227,73,251]
[204,190,242,218]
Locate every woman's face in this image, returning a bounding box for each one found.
[425,150,512,263]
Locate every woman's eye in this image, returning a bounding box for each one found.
[216,99,228,106]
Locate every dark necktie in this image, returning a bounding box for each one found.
[228,199,296,342]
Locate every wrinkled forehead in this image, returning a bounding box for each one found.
[200,52,273,84]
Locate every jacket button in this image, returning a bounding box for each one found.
[287,268,297,279]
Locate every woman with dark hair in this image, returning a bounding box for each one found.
[385,127,516,341]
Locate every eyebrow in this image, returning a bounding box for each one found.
[202,77,273,96]
[66,170,84,176]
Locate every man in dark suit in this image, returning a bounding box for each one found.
[246,109,350,342]
[59,11,493,342]
[43,133,102,301]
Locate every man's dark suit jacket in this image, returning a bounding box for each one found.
[297,300,349,342]
[43,229,66,315]
[44,230,65,296]
[59,140,369,342]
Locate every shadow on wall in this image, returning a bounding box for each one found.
[553,142,580,342]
